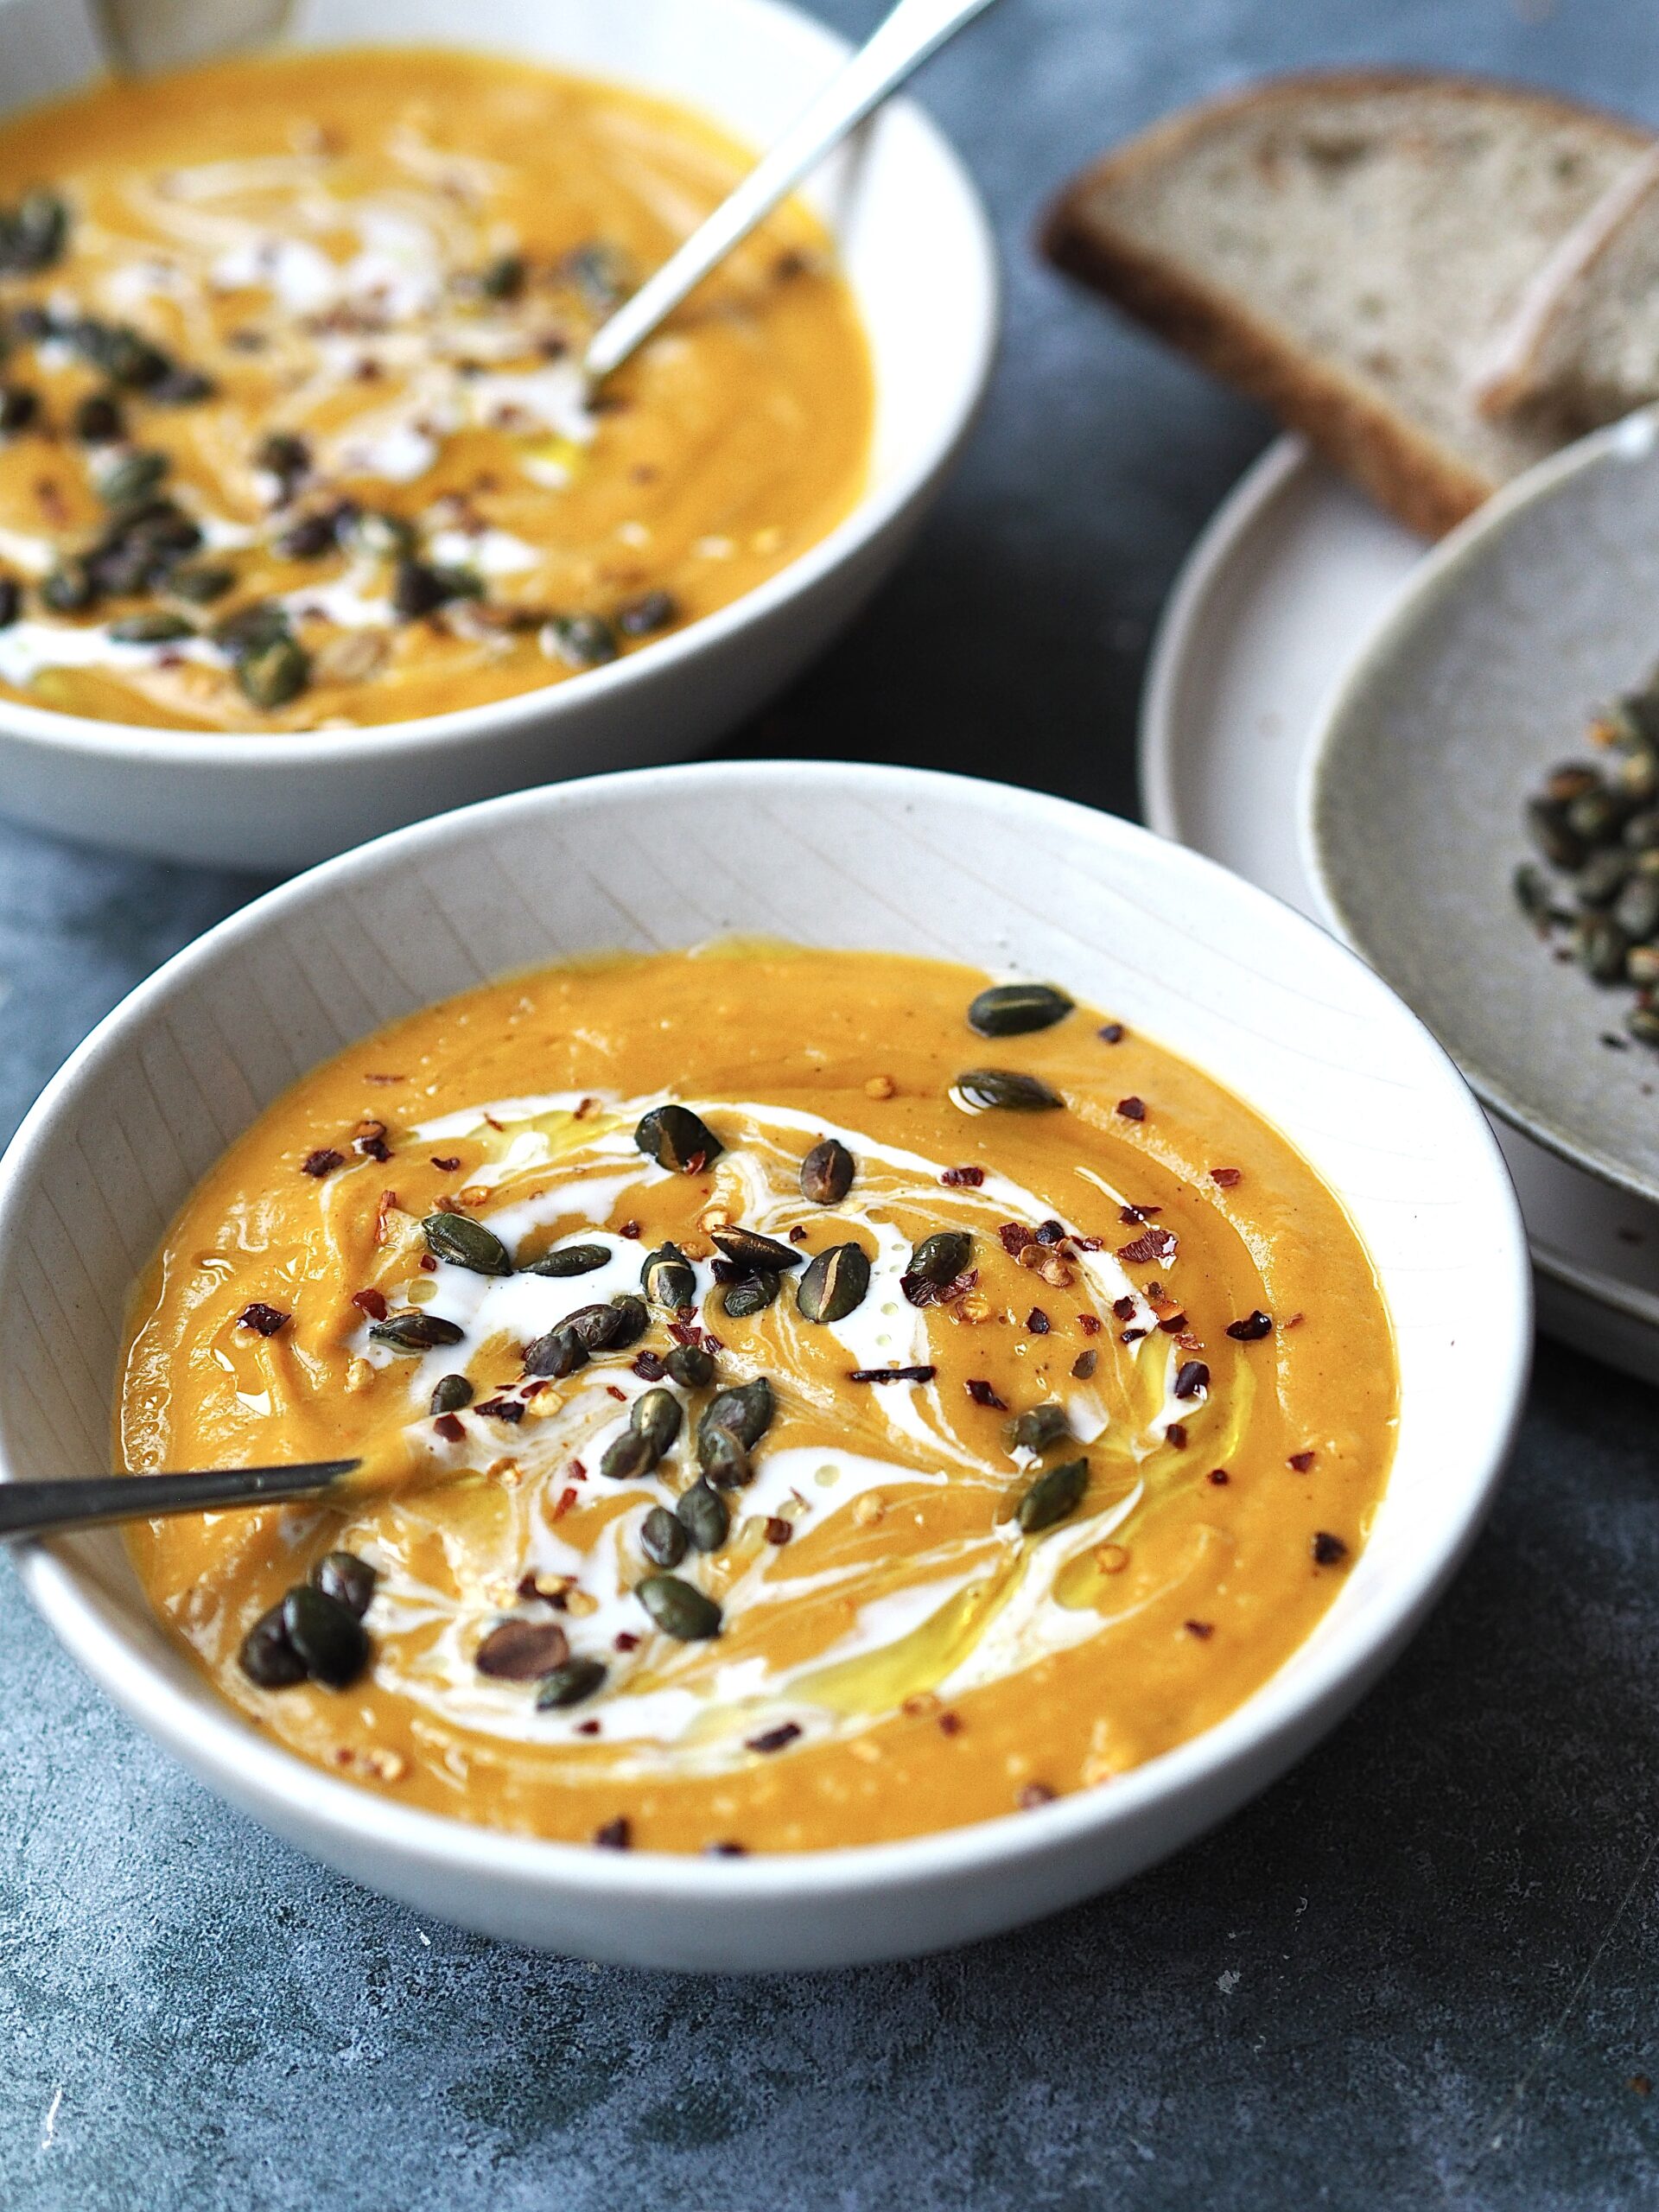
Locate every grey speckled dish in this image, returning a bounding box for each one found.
[1306,406,1659,1208]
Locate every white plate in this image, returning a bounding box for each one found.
[1142,435,1659,1383]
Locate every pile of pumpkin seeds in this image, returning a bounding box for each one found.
[1518,684,1659,1043]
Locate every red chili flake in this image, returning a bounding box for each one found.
[747,1722,801,1755]
[1166,1422,1187,1449]
[1312,1530,1349,1567]
[1116,1096,1146,1122]
[238,1302,288,1336]
[419,1255,437,1272]
[667,1319,698,1345]
[1112,1296,1135,1322]
[632,1351,667,1381]
[1071,1349,1097,1380]
[302,1147,344,1179]
[1099,1023,1126,1044]
[1226,1310,1274,1342]
[850,1364,937,1384]
[575,1719,601,1737]
[1210,1167,1243,1189]
[614,1630,640,1653]
[352,1287,388,1321]
[1208,1467,1230,1485]
[474,1395,524,1425]
[788,1225,808,1243]
[938,1711,963,1738]
[942,1165,985,1187]
[1035,1219,1066,1245]
[429,1154,461,1173]
[1288,1450,1317,1473]
[703,1334,725,1354]
[1027,1307,1051,1335]
[764,1517,792,1546]
[997,1223,1030,1257]
[1173,1360,1209,1401]
[1177,1332,1203,1351]
[605,1384,626,1402]
[619,1220,642,1240]
[356,1132,392,1163]
[704,1840,747,1858]
[363,1071,404,1084]
[552,1485,578,1519]
[965,1379,1007,1410]
[1284,1313,1306,1330]
[1017,1781,1056,1808]
[1117,1226,1177,1265]
[1184,1619,1215,1640]
[1078,1313,1103,1337]
[594,1816,631,1848]
[1157,1313,1188,1335]
[434,1413,465,1443]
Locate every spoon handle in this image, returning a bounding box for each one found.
[0,1459,359,1542]
[584,0,1001,383]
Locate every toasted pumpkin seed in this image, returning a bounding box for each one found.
[703,1377,773,1447]
[968,982,1074,1037]
[1576,849,1632,908]
[557,1303,626,1354]
[423,1211,512,1276]
[40,557,96,613]
[370,1309,464,1352]
[797,1241,871,1324]
[634,1103,721,1173]
[956,1068,1065,1112]
[536,1656,608,1708]
[601,1429,656,1483]
[800,1137,854,1205]
[697,1425,752,1489]
[640,1505,688,1569]
[238,635,309,709]
[1016,1456,1089,1535]
[544,612,618,667]
[106,611,194,645]
[676,1480,729,1553]
[1526,798,1586,872]
[632,1387,683,1462]
[96,448,168,507]
[72,391,123,443]
[1630,1004,1659,1046]
[476,1617,569,1680]
[524,1241,610,1278]
[238,1602,305,1688]
[607,1294,650,1349]
[523,1324,588,1379]
[1008,1402,1071,1455]
[641,1241,696,1309]
[1618,873,1659,942]
[282,1584,370,1688]
[311,1551,377,1618]
[637,1573,722,1640]
[909,1230,973,1284]
[167,562,236,604]
[664,1342,715,1389]
[721,1271,779,1319]
[0,383,36,433]
[711,1224,803,1273]
[429,1372,474,1415]
[1577,913,1631,982]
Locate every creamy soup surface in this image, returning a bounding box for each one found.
[120,947,1397,1854]
[0,48,871,730]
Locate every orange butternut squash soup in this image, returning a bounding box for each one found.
[119,947,1397,1853]
[0,48,871,730]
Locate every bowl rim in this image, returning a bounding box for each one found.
[0,759,1533,1903]
[1299,405,1659,1210]
[0,0,999,771]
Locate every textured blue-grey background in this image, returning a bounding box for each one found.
[6,2,1659,2206]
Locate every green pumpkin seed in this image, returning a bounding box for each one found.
[310,1551,376,1618]
[697,1425,752,1490]
[371,1310,465,1353]
[711,1224,803,1274]
[1624,810,1659,851]
[72,391,123,443]
[536,1656,608,1709]
[632,1387,683,1461]
[721,1271,779,1319]
[1526,798,1586,872]
[238,635,310,709]
[40,558,96,613]
[524,1324,588,1379]
[634,1103,722,1173]
[167,562,236,604]
[703,1377,773,1448]
[524,1241,610,1279]
[800,1137,855,1205]
[106,611,194,645]
[1567,787,1627,844]
[676,1480,729,1554]
[909,1230,973,1284]
[238,1602,305,1688]
[423,1211,512,1276]
[968,982,1074,1037]
[640,1504,688,1569]
[1514,862,1558,924]
[601,1428,656,1483]
[281,1584,370,1688]
[544,612,619,668]
[1576,849,1632,908]
[1008,1402,1071,1455]
[480,252,526,299]
[664,1342,715,1389]
[476,1618,569,1680]
[796,1241,871,1324]
[96,448,168,507]
[429,1372,474,1415]
[1616,873,1659,943]
[1016,1456,1089,1535]
[557,1304,623,1352]
[956,1068,1065,1113]
[213,599,290,658]
[606,1294,650,1349]
[641,1241,696,1309]
[1576,914,1631,983]
[637,1573,722,1640]
[343,508,416,561]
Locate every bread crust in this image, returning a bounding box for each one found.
[1040,69,1653,537]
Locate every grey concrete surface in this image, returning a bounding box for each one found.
[5,2,1659,2206]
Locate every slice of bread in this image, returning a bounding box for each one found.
[1477,145,1659,430]
[1041,72,1651,537]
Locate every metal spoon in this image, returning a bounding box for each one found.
[0,1459,359,1542]
[583,0,1002,385]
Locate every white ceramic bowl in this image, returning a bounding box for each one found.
[0,761,1531,1970]
[0,0,996,872]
